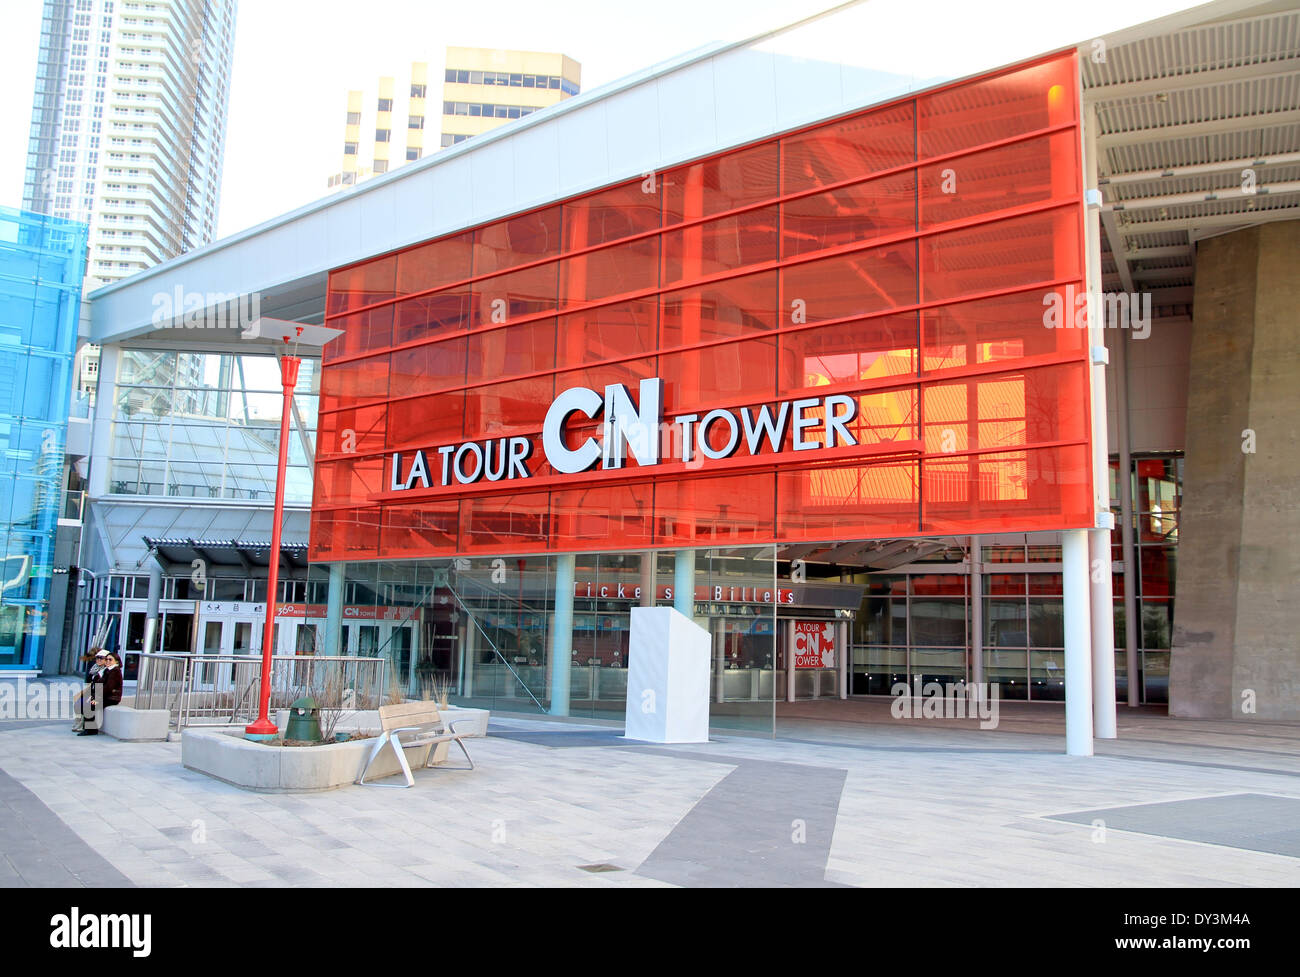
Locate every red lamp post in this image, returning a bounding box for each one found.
[245,348,301,739]
[239,318,340,741]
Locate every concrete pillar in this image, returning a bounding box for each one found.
[323,562,345,656]
[1112,328,1141,706]
[141,561,163,655]
[640,551,656,607]
[1171,221,1300,720]
[673,549,695,619]
[1063,529,1094,756]
[1090,529,1118,738]
[548,554,575,716]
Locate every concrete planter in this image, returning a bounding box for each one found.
[181,705,490,792]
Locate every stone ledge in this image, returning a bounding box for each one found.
[101,704,170,742]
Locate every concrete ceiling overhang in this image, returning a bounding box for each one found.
[144,537,311,577]
[101,271,329,348]
[1083,1,1300,305]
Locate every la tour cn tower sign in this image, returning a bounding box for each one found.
[387,377,862,492]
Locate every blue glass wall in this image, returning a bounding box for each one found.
[0,207,87,669]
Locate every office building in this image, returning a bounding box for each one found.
[440,46,580,148]
[328,62,431,189]
[328,48,580,191]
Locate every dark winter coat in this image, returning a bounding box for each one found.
[93,666,123,708]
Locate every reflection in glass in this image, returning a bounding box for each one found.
[110,349,319,504]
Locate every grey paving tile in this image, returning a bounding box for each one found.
[636,752,847,888]
[3,711,1300,888]
[0,766,133,887]
[1046,792,1300,858]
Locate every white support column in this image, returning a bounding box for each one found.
[549,554,575,716]
[673,549,695,620]
[141,562,163,655]
[323,562,345,657]
[1090,530,1118,738]
[1063,529,1095,756]
[1081,99,1116,742]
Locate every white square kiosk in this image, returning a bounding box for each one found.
[624,606,710,743]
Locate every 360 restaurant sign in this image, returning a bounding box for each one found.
[387,376,868,494]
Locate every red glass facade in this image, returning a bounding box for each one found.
[312,52,1091,562]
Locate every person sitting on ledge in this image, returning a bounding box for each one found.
[72,649,106,733]
[79,651,123,736]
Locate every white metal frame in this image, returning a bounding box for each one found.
[357,713,475,788]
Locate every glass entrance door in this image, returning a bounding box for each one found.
[199,621,223,685]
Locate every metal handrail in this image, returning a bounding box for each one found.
[135,652,388,730]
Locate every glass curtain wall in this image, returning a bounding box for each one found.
[1131,454,1180,703]
[0,207,86,670]
[306,547,780,734]
[108,350,318,502]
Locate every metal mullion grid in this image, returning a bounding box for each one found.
[772,134,783,561]
[216,359,233,500]
[324,60,1084,553]
[364,439,923,521]
[324,305,1090,513]
[156,364,178,498]
[317,271,1088,429]
[320,426,1084,515]
[455,220,477,556]
[543,207,562,556]
[651,165,665,550]
[324,191,1083,376]
[322,403,928,506]
[326,115,1082,327]
[333,47,1077,304]
[913,96,923,535]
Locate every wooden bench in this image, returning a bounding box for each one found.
[357,701,476,788]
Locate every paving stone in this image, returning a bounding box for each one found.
[3,713,1299,887]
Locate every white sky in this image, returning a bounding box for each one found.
[0,0,1197,241]
[0,0,836,238]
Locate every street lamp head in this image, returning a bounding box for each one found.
[241,317,343,349]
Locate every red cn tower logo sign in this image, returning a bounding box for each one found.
[388,376,863,491]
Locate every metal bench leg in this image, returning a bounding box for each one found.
[419,736,474,771]
[449,736,475,770]
[357,733,416,788]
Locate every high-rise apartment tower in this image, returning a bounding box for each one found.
[23,0,238,288]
